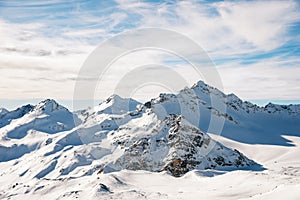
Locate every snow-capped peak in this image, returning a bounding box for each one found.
[0,107,8,116]
[104,94,123,104]
[0,104,34,128]
[33,99,68,114]
[0,79,299,198]
[0,99,76,141]
[94,94,141,115]
[191,80,226,98]
[104,94,140,107]
[193,80,207,88]
[226,93,241,103]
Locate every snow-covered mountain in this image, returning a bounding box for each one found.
[0,80,299,199]
[111,114,254,177]
[150,80,300,146]
[0,99,77,162]
[0,104,34,129]
[0,107,8,116]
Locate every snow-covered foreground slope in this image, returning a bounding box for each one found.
[0,136,299,199]
[0,80,299,199]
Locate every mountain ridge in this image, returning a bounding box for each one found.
[0,80,299,177]
[0,79,299,199]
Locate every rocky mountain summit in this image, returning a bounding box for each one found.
[0,80,299,179]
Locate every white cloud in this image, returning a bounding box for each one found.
[63,29,106,37]
[113,0,300,99]
[117,0,300,54]
[0,0,299,103]
[214,1,299,51]
[0,19,95,99]
[218,56,300,100]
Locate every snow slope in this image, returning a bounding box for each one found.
[0,104,34,129]
[0,80,299,199]
[0,99,78,162]
[0,136,299,199]
[150,81,300,146]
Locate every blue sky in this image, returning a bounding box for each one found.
[0,0,300,110]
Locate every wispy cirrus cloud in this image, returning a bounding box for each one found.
[115,0,300,55]
[99,0,300,100]
[0,0,299,104]
[214,1,300,51]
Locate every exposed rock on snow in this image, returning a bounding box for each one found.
[0,80,299,199]
[113,114,253,177]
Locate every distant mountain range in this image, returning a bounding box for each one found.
[0,80,299,179]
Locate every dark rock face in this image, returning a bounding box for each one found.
[162,115,253,176]
[113,114,254,177]
[163,159,201,177]
[144,102,151,109]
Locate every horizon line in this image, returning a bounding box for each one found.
[1,98,300,111]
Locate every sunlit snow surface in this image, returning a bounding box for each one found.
[0,81,299,199]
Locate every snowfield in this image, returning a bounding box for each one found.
[0,80,299,199]
[0,136,299,199]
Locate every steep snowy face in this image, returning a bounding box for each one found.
[142,80,300,146]
[75,95,142,136]
[147,81,232,133]
[34,99,69,114]
[0,104,34,129]
[97,94,141,115]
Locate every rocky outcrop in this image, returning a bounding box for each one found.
[113,114,254,177]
